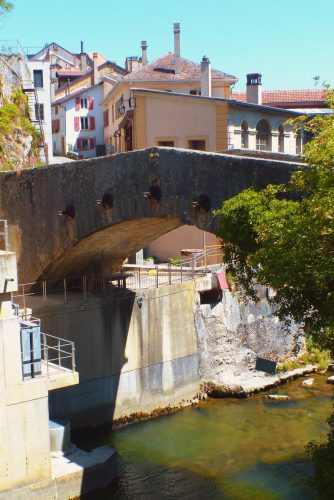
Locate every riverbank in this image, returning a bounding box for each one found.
[73,364,325,434]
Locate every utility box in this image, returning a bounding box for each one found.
[20,319,42,379]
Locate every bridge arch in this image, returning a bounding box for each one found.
[0,148,298,283]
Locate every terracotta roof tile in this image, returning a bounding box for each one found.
[231,89,327,108]
[123,53,236,82]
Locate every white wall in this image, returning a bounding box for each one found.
[27,60,54,162]
[53,84,104,159]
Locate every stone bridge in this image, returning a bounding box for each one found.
[0,148,300,283]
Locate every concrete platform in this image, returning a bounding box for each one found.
[0,445,117,500]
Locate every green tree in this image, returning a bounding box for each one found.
[215,90,334,353]
[0,0,13,14]
[214,90,334,497]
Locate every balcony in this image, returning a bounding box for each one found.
[21,317,78,391]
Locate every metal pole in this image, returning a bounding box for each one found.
[155,265,159,288]
[181,263,183,282]
[72,343,76,372]
[22,284,26,319]
[168,263,171,285]
[83,275,87,300]
[63,278,67,303]
[138,267,141,289]
[58,339,61,366]
[192,256,195,279]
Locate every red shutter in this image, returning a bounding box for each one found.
[89,138,95,150]
[88,97,94,110]
[75,97,80,111]
[57,119,60,132]
[74,116,80,131]
[89,116,95,130]
[77,138,82,151]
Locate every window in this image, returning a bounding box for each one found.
[256,119,271,151]
[81,98,88,109]
[34,103,44,121]
[33,69,43,88]
[157,140,174,147]
[80,117,89,130]
[81,138,89,150]
[278,125,284,153]
[103,110,109,127]
[296,130,303,155]
[115,95,124,119]
[52,119,60,133]
[241,121,249,149]
[188,139,206,151]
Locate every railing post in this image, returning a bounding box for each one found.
[168,263,171,286]
[155,265,159,288]
[181,263,183,282]
[72,343,76,372]
[58,339,61,366]
[63,278,67,303]
[83,275,87,300]
[192,256,195,280]
[22,284,26,319]
[138,267,141,289]
[42,281,47,304]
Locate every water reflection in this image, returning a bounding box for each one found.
[78,374,333,499]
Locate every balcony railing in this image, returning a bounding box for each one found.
[41,332,76,374]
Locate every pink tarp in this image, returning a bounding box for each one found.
[216,271,229,291]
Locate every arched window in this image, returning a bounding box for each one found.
[278,124,284,153]
[256,119,271,151]
[241,121,248,149]
[296,129,303,155]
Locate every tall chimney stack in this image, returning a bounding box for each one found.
[201,56,211,97]
[246,73,262,105]
[80,41,87,71]
[141,40,148,66]
[173,22,181,74]
[93,52,99,84]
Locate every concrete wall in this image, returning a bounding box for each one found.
[35,282,200,427]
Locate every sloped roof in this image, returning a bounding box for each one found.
[231,89,327,108]
[123,53,236,82]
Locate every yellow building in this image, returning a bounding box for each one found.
[103,23,237,153]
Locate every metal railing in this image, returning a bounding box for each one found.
[12,246,224,312]
[41,332,76,374]
[0,219,9,252]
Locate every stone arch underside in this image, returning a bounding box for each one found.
[41,216,183,281]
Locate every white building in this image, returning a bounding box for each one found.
[26,59,54,163]
[52,82,104,159]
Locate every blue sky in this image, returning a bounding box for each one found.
[1,0,333,91]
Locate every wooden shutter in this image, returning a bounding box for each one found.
[106,109,109,127]
[75,97,80,111]
[89,138,95,149]
[74,116,80,131]
[89,116,95,130]
[88,97,94,110]
[77,138,82,151]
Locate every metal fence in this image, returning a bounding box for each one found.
[12,246,224,313]
[41,332,76,374]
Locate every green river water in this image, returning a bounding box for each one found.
[77,374,333,499]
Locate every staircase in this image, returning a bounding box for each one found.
[22,80,49,164]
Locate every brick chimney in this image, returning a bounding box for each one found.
[173,22,181,74]
[201,56,211,97]
[93,52,99,85]
[246,73,262,105]
[141,40,148,66]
